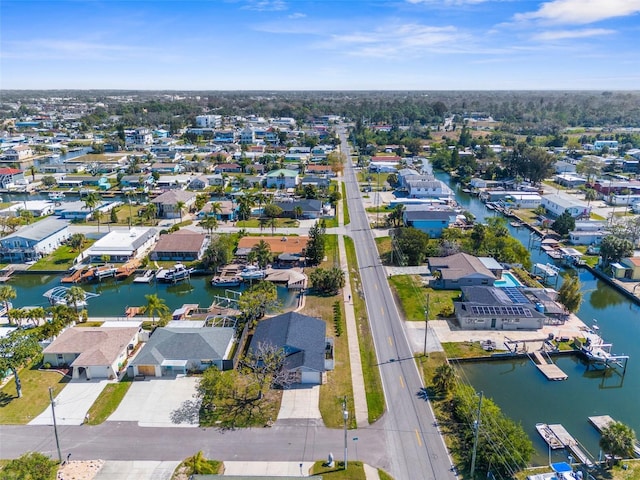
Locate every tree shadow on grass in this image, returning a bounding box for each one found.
[0,392,14,407]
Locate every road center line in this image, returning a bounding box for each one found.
[415,429,423,447]
[388,337,393,346]
[399,376,405,388]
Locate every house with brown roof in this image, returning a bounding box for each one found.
[306,164,334,176]
[151,231,209,261]
[214,163,242,173]
[42,326,141,380]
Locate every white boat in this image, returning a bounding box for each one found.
[161,263,193,282]
[42,286,99,308]
[48,192,65,200]
[133,269,155,283]
[211,276,243,287]
[239,265,266,280]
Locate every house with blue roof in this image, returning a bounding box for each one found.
[402,206,457,238]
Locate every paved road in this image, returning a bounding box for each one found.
[337,126,455,480]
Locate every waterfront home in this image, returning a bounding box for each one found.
[265,169,300,189]
[187,175,208,190]
[540,193,591,219]
[204,173,226,187]
[406,176,454,200]
[402,206,457,238]
[300,175,330,189]
[369,155,401,173]
[149,162,183,174]
[305,164,334,176]
[250,312,333,384]
[612,257,640,281]
[0,200,54,218]
[0,168,25,189]
[83,227,158,263]
[569,221,609,246]
[0,217,69,263]
[119,174,153,189]
[397,168,421,189]
[42,326,140,380]
[150,190,196,218]
[502,193,542,209]
[151,231,208,261]
[130,327,235,377]
[54,200,115,221]
[235,236,309,260]
[427,253,497,289]
[213,163,242,174]
[454,286,546,331]
[1,145,33,162]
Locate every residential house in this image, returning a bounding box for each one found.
[214,163,242,174]
[274,199,324,219]
[369,155,400,173]
[205,173,226,187]
[0,218,70,262]
[2,145,33,162]
[151,231,208,261]
[54,200,113,221]
[198,200,237,221]
[120,174,153,189]
[502,193,542,209]
[397,168,420,189]
[428,253,497,289]
[301,175,330,189]
[554,173,586,188]
[240,127,255,144]
[195,115,222,128]
[265,169,300,189]
[0,168,25,189]
[406,176,453,200]
[151,190,196,219]
[541,194,591,218]
[155,174,191,190]
[402,206,457,238]
[149,163,183,174]
[130,327,235,377]
[453,286,546,331]
[569,221,609,246]
[188,175,209,190]
[249,312,333,384]
[612,257,640,281]
[42,326,140,380]
[306,165,334,176]
[84,227,158,262]
[0,200,54,218]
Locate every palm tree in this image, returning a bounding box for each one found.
[144,202,157,225]
[251,240,272,269]
[0,285,16,317]
[293,206,303,220]
[144,293,170,326]
[200,216,218,235]
[175,201,186,223]
[600,422,636,465]
[125,191,134,227]
[69,233,86,252]
[65,286,86,312]
[210,201,223,219]
[82,192,102,231]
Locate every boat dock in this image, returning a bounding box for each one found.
[588,415,640,457]
[536,423,564,449]
[61,266,86,283]
[116,258,141,279]
[530,350,568,381]
[133,269,155,283]
[0,266,14,283]
[548,424,594,467]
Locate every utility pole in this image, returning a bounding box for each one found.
[342,396,349,470]
[423,294,430,356]
[49,387,62,463]
[470,391,483,479]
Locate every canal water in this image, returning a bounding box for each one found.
[9,273,297,319]
[435,172,640,465]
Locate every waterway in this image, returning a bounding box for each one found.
[435,171,640,466]
[9,273,297,318]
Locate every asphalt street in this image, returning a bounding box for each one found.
[338,126,456,480]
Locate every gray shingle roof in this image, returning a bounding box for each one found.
[131,327,234,366]
[250,312,326,372]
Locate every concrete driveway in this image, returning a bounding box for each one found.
[107,376,200,427]
[29,378,111,426]
[276,384,321,421]
[94,461,180,480]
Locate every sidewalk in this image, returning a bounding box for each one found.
[224,461,380,479]
[336,192,369,427]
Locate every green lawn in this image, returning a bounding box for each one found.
[344,236,385,423]
[0,364,70,424]
[442,342,497,358]
[235,218,299,228]
[311,461,367,479]
[388,276,459,321]
[374,236,392,265]
[341,182,350,225]
[29,241,96,271]
[85,376,133,425]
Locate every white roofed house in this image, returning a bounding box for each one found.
[406,176,454,200]
[84,228,158,263]
[541,193,591,219]
[569,221,609,246]
[0,218,70,263]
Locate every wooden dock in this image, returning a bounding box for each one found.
[531,351,568,381]
[0,266,14,283]
[588,415,640,457]
[61,267,85,283]
[548,424,594,467]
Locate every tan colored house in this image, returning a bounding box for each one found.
[612,257,640,280]
[151,231,208,261]
[42,327,141,380]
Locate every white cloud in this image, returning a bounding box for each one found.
[288,12,306,19]
[514,0,640,25]
[532,28,615,41]
[241,0,287,11]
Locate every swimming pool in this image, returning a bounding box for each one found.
[494,271,522,288]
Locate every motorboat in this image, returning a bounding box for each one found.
[161,263,193,282]
[211,276,243,287]
[239,265,266,280]
[535,423,563,449]
[48,192,65,200]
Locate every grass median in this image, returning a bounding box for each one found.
[344,236,384,423]
[85,375,133,425]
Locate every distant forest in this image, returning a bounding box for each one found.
[3,90,640,134]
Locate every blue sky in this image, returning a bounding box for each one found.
[2,0,640,90]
